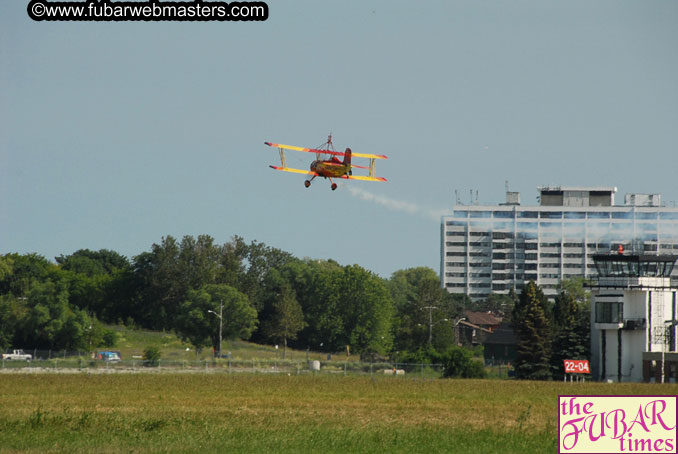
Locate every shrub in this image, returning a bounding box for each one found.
[143,346,161,367]
[442,346,486,379]
[101,330,118,348]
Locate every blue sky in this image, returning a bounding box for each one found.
[2,1,677,277]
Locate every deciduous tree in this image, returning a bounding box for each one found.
[260,274,305,359]
[176,284,257,352]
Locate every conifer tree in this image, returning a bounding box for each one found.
[512,281,552,380]
[551,290,589,379]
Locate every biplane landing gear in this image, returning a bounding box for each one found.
[331,183,338,191]
[304,180,311,188]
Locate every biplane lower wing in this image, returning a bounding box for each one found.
[265,142,387,160]
[342,175,387,182]
[269,165,317,176]
[269,166,386,182]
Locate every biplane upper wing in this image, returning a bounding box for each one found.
[351,151,388,160]
[269,165,318,176]
[265,142,387,160]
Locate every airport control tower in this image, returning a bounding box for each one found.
[590,247,678,382]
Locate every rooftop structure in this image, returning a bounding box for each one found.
[537,186,617,207]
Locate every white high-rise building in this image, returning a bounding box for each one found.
[441,186,678,300]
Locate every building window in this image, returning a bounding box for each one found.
[446,262,466,267]
[635,212,658,220]
[493,211,515,218]
[612,212,633,219]
[470,211,491,218]
[540,212,563,219]
[564,212,586,219]
[518,211,538,218]
[469,252,490,257]
[595,302,623,324]
[517,222,538,230]
[446,241,467,247]
[612,223,633,233]
[470,242,490,248]
[660,212,678,220]
[588,212,610,219]
[446,231,466,236]
[540,222,561,229]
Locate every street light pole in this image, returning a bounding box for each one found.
[418,306,450,347]
[208,300,224,358]
[422,306,437,346]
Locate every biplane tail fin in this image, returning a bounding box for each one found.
[343,148,352,167]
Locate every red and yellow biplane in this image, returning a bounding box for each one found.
[266,135,387,190]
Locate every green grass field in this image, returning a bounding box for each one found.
[1,373,676,453]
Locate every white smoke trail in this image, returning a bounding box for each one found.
[346,186,447,221]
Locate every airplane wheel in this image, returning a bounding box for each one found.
[331,183,337,191]
[304,180,311,188]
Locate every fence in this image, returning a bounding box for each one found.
[1,351,446,378]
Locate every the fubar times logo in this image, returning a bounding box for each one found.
[559,396,677,453]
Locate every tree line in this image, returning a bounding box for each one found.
[510,279,590,381]
[0,234,590,379]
